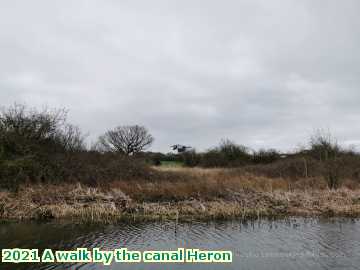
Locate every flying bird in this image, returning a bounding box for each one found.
[171,144,192,153]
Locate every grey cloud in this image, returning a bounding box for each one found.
[0,0,359,152]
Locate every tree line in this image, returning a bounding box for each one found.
[1,103,360,190]
[0,104,155,190]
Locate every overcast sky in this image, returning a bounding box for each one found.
[1,0,359,152]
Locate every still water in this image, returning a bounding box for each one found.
[1,218,360,270]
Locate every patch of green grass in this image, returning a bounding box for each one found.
[160,161,184,167]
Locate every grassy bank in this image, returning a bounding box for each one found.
[1,167,360,223]
[2,104,360,223]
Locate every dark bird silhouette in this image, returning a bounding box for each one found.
[171,144,192,153]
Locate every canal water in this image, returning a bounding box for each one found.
[1,218,360,269]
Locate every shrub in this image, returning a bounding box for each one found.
[182,150,200,167]
[252,149,280,164]
[308,130,344,189]
[0,104,87,188]
[58,152,154,186]
[199,139,251,167]
[308,130,341,161]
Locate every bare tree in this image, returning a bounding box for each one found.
[309,129,340,161]
[308,129,342,189]
[0,103,67,141]
[59,124,87,152]
[98,125,154,155]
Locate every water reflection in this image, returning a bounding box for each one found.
[0,218,360,270]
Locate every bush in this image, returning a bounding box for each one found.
[252,149,280,164]
[58,152,154,186]
[243,157,322,179]
[307,130,345,189]
[182,150,200,167]
[198,139,251,167]
[0,104,86,188]
[0,104,155,189]
[308,130,341,161]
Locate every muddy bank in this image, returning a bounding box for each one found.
[1,183,360,223]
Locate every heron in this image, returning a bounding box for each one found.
[171,144,192,153]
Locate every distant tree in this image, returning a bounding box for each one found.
[218,139,250,162]
[199,139,251,167]
[98,125,154,155]
[309,129,340,161]
[60,124,87,152]
[308,129,342,189]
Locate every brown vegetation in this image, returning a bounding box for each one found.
[1,167,360,223]
[1,104,360,223]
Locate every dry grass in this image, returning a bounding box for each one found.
[115,166,326,201]
[1,167,360,222]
